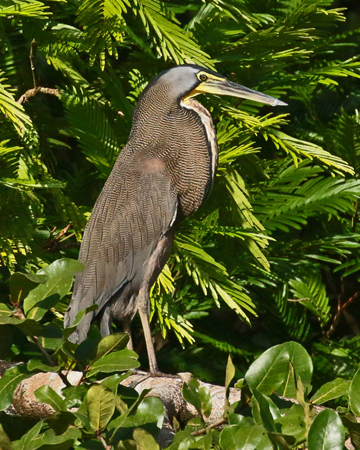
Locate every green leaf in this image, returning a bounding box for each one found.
[251,390,280,432]
[38,323,63,350]
[0,303,13,316]
[27,359,61,373]
[307,410,345,450]
[182,378,212,419]
[245,342,313,398]
[349,369,360,416]
[225,354,236,414]
[311,378,351,405]
[101,373,130,393]
[27,427,81,449]
[23,258,84,320]
[74,338,99,363]
[166,430,195,450]
[0,364,31,411]
[34,385,67,412]
[0,316,44,336]
[132,428,160,450]
[93,332,129,361]
[341,414,360,450]
[9,272,47,304]
[11,421,43,450]
[274,404,307,444]
[121,396,165,429]
[220,424,273,450]
[86,349,140,377]
[86,384,116,431]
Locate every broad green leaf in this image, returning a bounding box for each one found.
[189,431,212,449]
[109,389,151,437]
[86,349,139,377]
[341,414,360,450]
[12,421,43,450]
[0,316,44,336]
[34,385,67,412]
[122,396,165,429]
[74,338,99,363]
[9,272,47,304]
[349,368,360,416]
[23,258,84,320]
[63,384,89,409]
[245,342,312,398]
[38,323,63,350]
[101,373,130,393]
[0,364,31,411]
[274,404,307,444]
[0,303,13,316]
[182,378,212,419]
[27,359,60,372]
[132,427,160,450]
[86,384,116,431]
[220,424,273,450]
[93,332,129,361]
[251,390,280,432]
[26,427,81,449]
[77,440,104,449]
[307,410,345,450]
[311,378,351,405]
[166,430,195,450]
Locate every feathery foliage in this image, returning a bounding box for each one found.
[1,0,360,446]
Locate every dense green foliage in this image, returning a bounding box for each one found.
[1,0,360,447]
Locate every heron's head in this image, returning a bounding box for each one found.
[146,64,287,107]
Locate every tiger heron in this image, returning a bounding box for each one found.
[64,65,286,372]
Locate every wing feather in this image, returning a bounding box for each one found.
[64,157,177,342]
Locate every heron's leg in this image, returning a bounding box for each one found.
[99,304,112,337]
[123,317,133,351]
[138,292,158,373]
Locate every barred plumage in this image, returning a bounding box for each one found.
[64,64,286,372]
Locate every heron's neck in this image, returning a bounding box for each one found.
[180,97,217,188]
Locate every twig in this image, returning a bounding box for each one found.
[32,336,57,367]
[30,39,37,88]
[97,432,111,450]
[191,417,227,436]
[13,305,57,367]
[326,289,360,338]
[17,87,59,105]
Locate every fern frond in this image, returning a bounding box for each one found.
[289,272,331,327]
[175,234,256,321]
[61,88,121,176]
[256,164,360,231]
[273,287,310,342]
[0,72,32,132]
[0,0,49,18]
[135,0,212,66]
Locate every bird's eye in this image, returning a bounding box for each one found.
[199,73,208,82]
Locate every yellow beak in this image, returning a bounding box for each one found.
[192,78,287,107]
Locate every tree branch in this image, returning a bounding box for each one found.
[17,87,60,105]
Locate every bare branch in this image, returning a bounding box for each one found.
[17,87,60,105]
